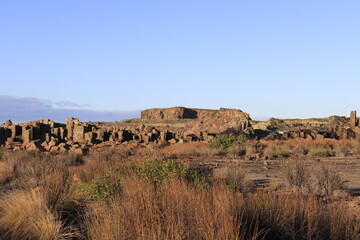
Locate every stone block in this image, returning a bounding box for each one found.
[0,127,6,145]
[85,132,96,143]
[22,129,33,142]
[73,126,85,142]
[96,129,104,141]
[138,123,145,131]
[66,125,74,140]
[25,141,43,152]
[10,125,22,138]
[66,117,80,125]
[3,119,12,128]
[353,127,360,139]
[350,111,357,127]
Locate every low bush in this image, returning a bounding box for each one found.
[311,150,335,158]
[137,158,210,186]
[208,134,247,152]
[223,166,249,192]
[281,159,310,192]
[313,164,346,196]
[79,176,118,203]
[272,149,292,158]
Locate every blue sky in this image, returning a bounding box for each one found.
[1,1,359,122]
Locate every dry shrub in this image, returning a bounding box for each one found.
[245,143,257,156]
[292,145,310,155]
[88,147,132,164]
[281,159,311,192]
[71,157,107,183]
[223,165,250,192]
[263,144,276,159]
[281,159,347,196]
[0,189,74,240]
[162,142,221,157]
[313,164,346,196]
[55,152,84,166]
[228,144,246,156]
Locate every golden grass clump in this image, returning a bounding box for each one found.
[0,189,70,240]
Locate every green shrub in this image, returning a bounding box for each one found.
[158,142,169,149]
[272,149,292,158]
[311,150,334,158]
[137,159,210,186]
[79,176,118,202]
[267,118,284,130]
[208,134,247,151]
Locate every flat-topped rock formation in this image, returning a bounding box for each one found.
[141,107,252,134]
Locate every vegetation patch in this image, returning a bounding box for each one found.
[208,134,247,153]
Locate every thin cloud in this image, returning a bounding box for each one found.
[0,95,140,123]
[53,101,90,108]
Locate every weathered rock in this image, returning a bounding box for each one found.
[140,107,252,135]
[22,128,33,142]
[0,127,6,145]
[3,119,12,128]
[96,129,104,141]
[10,125,22,138]
[25,141,43,152]
[350,111,357,127]
[85,132,96,143]
[73,126,85,142]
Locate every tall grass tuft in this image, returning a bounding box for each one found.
[0,189,75,240]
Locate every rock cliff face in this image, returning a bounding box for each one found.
[141,107,198,120]
[141,107,252,134]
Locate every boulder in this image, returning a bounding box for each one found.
[25,141,43,152]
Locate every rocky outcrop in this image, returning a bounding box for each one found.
[262,111,360,140]
[3,108,358,152]
[141,107,198,120]
[0,107,251,152]
[141,107,252,134]
[328,111,360,139]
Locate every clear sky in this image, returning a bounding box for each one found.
[1,1,360,121]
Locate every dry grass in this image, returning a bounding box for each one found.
[0,162,13,184]
[85,178,250,240]
[0,149,358,239]
[85,176,359,240]
[0,189,72,240]
[162,142,221,157]
[260,138,360,158]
